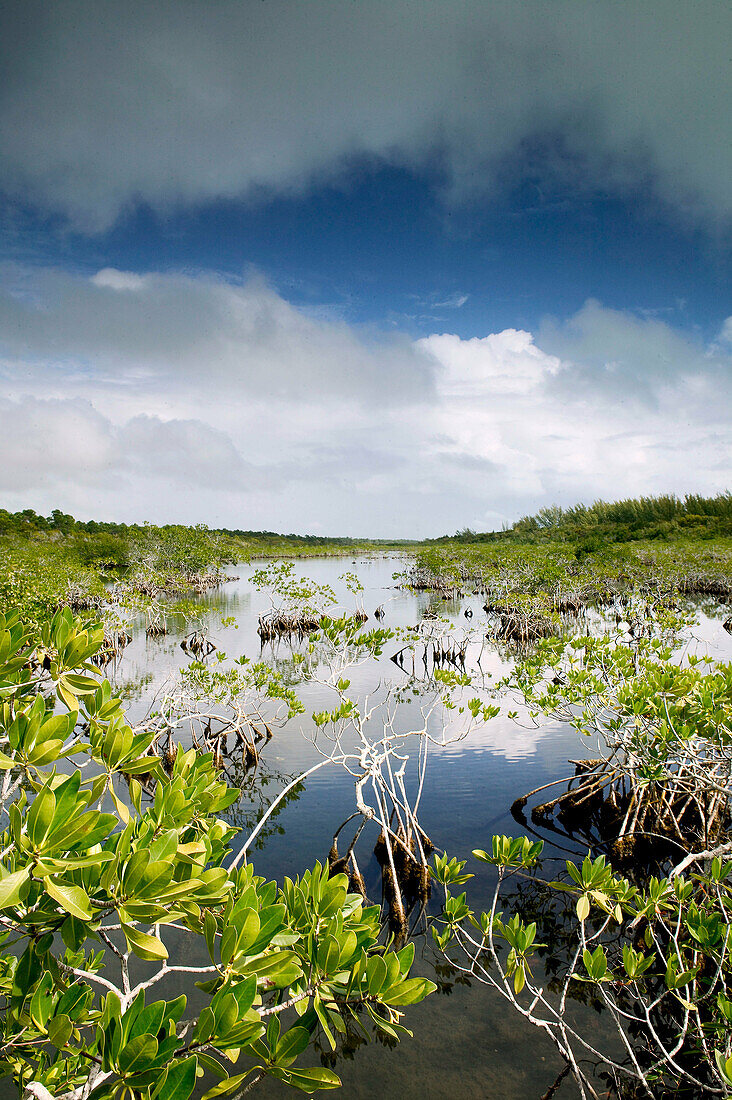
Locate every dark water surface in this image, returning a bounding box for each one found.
[40,557,732,1098]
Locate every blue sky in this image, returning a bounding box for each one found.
[0,1,730,536]
[7,161,728,340]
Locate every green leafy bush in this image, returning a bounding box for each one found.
[0,608,435,1099]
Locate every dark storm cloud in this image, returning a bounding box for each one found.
[0,1,729,229]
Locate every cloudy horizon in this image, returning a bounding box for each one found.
[0,1,730,537]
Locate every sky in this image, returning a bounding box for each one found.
[0,1,730,538]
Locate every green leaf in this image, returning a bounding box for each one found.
[61,914,88,951]
[366,955,387,996]
[110,785,131,824]
[201,1070,260,1100]
[196,1052,227,1080]
[118,1032,158,1074]
[64,673,101,692]
[0,867,30,909]
[47,1013,73,1049]
[44,876,93,920]
[576,893,590,922]
[203,909,217,964]
[128,1001,167,1043]
[313,996,335,1051]
[383,977,436,1006]
[275,1026,310,1067]
[714,1051,732,1087]
[153,1056,198,1100]
[285,1068,342,1092]
[27,785,56,847]
[30,972,54,1030]
[56,680,80,712]
[122,922,169,961]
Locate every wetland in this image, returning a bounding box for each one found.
[1,498,731,1100]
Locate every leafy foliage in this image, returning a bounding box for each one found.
[433,838,732,1096]
[0,608,435,1099]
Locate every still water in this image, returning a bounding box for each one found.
[100,556,732,1099]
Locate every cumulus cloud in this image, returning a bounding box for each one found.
[421,330,561,396]
[415,311,732,517]
[0,263,729,535]
[0,264,434,406]
[0,398,117,492]
[0,398,272,497]
[0,1,730,229]
[539,301,732,411]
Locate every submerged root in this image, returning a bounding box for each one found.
[327,840,368,901]
[92,626,132,666]
[678,574,732,600]
[56,585,105,614]
[373,824,432,938]
[258,608,367,641]
[180,630,216,657]
[347,854,368,900]
[493,609,559,643]
[257,612,321,640]
[522,757,728,863]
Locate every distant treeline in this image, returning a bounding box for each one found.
[4,494,729,554]
[438,492,732,546]
[0,508,411,555]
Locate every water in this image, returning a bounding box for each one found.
[39,558,732,1097]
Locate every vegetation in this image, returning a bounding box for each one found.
[434,492,732,545]
[0,608,435,1100]
[1,491,731,1098]
[406,534,732,648]
[432,611,732,1098]
[0,508,411,568]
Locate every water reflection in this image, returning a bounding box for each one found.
[90,556,732,1099]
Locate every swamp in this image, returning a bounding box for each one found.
[0,494,731,1100]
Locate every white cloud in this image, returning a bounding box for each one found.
[421,330,561,396]
[434,294,469,310]
[0,264,434,407]
[0,2,730,229]
[91,269,149,292]
[0,398,117,492]
[0,398,274,498]
[0,263,729,535]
